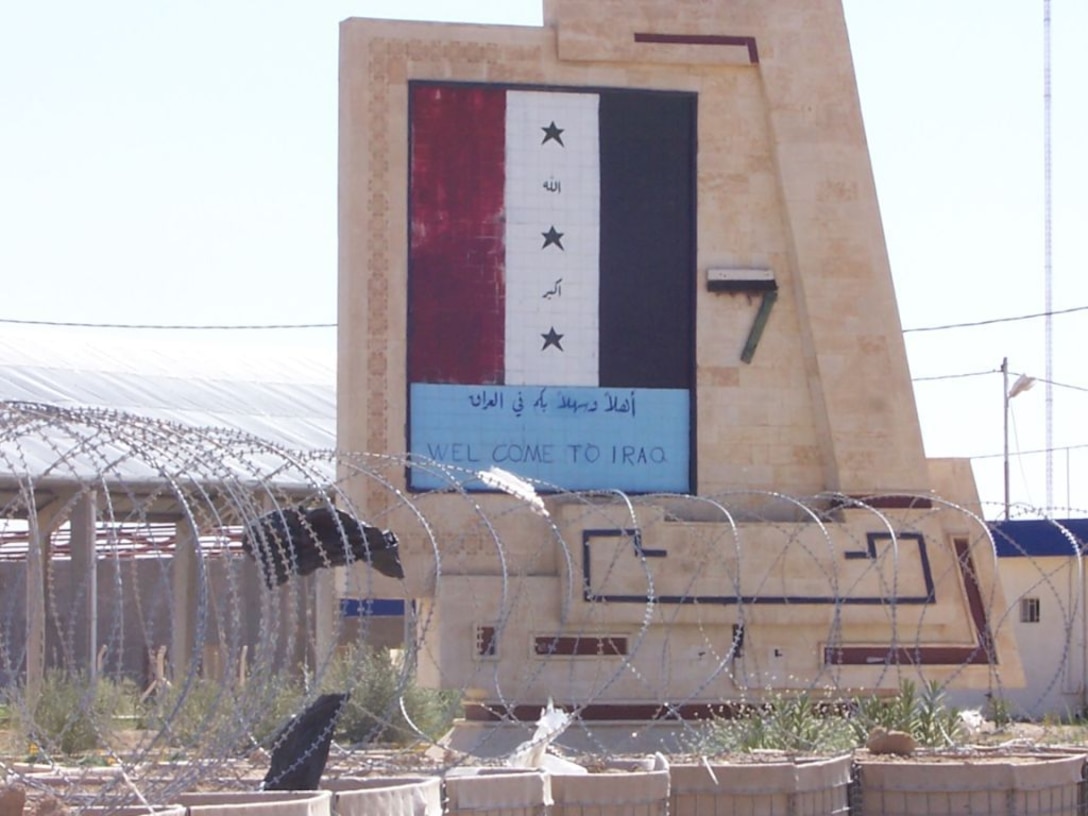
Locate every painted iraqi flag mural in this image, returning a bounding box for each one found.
[408,82,695,491]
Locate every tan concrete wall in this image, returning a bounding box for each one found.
[988,554,1086,718]
[338,2,927,500]
[338,0,1017,704]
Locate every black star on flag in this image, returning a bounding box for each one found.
[541,326,564,351]
[541,121,564,146]
[541,226,564,250]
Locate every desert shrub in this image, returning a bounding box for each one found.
[848,679,963,747]
[985,694,1014,727]
[317,644,460,745]
[23,670,135,755]
[699,694,856,754]
[142,672,303,751]
[238,672,308,746]
[141,677,228,749]
[697,680,966,755]
[136,645,460,753]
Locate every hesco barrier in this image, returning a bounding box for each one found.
[6,757,1088,814]
[322,775,442,816]
[550,769,670,816]
[80,808,188,816]
[854,750,1088,816]
[177,790,333,816]
[79,809,188,816]
[670,755,852,816]
[444,769,552,816]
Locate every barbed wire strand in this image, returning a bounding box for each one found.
[1,401,1086,810]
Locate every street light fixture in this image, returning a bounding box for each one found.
[1002,356,1036,519]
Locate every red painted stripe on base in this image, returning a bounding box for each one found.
[832,495,935,510]
[954,536,996,659]
[409,85,506,384]
[533,636,627,656]
[823,645,992,666]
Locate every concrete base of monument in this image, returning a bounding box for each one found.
[436,718,695,760]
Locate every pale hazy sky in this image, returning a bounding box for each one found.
[1,1,1085,516]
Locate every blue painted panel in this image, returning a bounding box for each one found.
[990,519,1088,558]
[340,598,406,618]
[409,383,690,492]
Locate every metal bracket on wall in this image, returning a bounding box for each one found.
[705,268,778,364]
[740,289,777,364]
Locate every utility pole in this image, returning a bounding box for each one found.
[1003,357,1010,519]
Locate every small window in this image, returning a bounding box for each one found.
[731,624,745,659]
[1020,597,1041,623]
[476,625,498,658]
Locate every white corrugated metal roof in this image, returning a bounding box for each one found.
[0,324,336,452]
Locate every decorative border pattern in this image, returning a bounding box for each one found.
[825,537,996,666]
[582,528,936,606]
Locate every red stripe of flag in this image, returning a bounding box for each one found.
[408,85,506,384]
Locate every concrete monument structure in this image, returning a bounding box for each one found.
[337,0,1022,717]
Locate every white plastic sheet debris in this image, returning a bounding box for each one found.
[478,467,550,518]
[506,700,574,769]
[958,708,996,737]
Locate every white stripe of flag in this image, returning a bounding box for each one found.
[504,90,600,386]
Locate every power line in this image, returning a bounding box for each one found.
[911,369,997,382]
[0,317,336,330]
[902,303,1088,333]
[1033,376,1088,395]
[5,302,1087,334]
[972,441,1088,461]
[909,369,996,382]
[4,312,1082,390]
[912,368,1088,394]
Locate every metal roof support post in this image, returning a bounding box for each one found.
[25,509,48,713]
[313,570,337,674]
[171,517,199,683]
[69,490,98,679]
[23,493,76,710]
